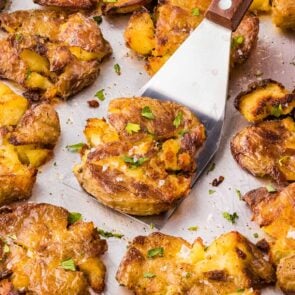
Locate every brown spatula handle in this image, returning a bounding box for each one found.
[205,0,253,31]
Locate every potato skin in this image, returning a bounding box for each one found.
[235,79,295,123]
[117,231,275,294]
[33,0,98,9]
[272,0,295,30]
[9,103,60,147]
[243,184,295,294]
[0,203,107,294]
[125,1,259,75]
[231,117,295,184]
[74,97,206,216]
[0,10,111,101]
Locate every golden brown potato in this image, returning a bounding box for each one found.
[249,0,271,12]
[0,10,111,101]
[0,143,37,205]
[0,203,107,294]
[243,184,295,293]
[74,97,206,215]
[231,117,295,184]
[125,0,259,75]
[116,231,275,294]
[102,0,152,15]
[34,0,98,9]
[272,0,295,30]
[0,83,60,205]
[9,103,60,147]
[235,79,295,123]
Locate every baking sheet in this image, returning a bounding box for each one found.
[3,1,295,294]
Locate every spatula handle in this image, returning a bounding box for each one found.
[205,0,253,31]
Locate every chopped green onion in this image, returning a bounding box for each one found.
[270,104,283,118]
[144,272,156,278]
[147,247,164,258]
[97,228,124,239]
[68,212,82,224]
[66,143,85,153]
[173,112,183,128]
[93,16,102,25]
[95,89,105,101]
[223,212,239,224]
[209,189,216,195]
[114,63,121,75]
[141,106,154,120]
[188,226,198,231]
[61,258,76,271]
[266,184,276,193]
[125,123,141,134]
[192,7,200,16]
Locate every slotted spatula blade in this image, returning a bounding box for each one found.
[136,0,253,228]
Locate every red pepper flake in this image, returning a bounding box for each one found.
[87,100,100,108]
[211,176,224,187]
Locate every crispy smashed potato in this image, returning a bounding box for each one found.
[243,183,295,294]
[34,0,98,9]
[235,79,295,123]
[272,0,295,30]
[231,117,295,184]
[125,1,259,75]
[250,0,271,12]
[0,10,111,101]
[0,82,60,205]
[102,0,152,15]
[0,203,107,294]
[74,97,206,216]
[117,231,275,294]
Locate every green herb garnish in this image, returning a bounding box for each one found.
[144,272,156,278]
[235,189,242,200]
[232,35,244,48]
[15,33,23,42]
[266,184,277,193]
[93,15,102,25]
[209,189,216,195]
[223,212,239,224]
[207,162,216,174]
[66,143,85,153]
[114,63,121,75]
[61,258,76,271]
[25,69,32,80]
[124,156,148,167]
[68,212,82,224]
[125,122,141,134]
[141,106,154,120]
[97,229,124,239]
[270,104,283,117]
[147,247,164,258]
[95,89,105,101]
[188,226,198,231]
[192,7,200,16]
[253,233,259,238]
[173,112,183,128]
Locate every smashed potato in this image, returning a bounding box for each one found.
[231,117,295,184]
[0,203,107,294]
[33,0,98,9]
[74,97,206,216]
[116,231,275,294]
[0,83,60,205]
[0,10,111,101]
[243,183,295,294]
[102,0,152,15]
[235,79,295,123]
[250,0,271,12]
[125,0,259,75]
[272,0,295,30]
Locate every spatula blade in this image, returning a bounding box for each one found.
[136,19,232,228]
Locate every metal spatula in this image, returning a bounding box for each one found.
[137,0,253,227]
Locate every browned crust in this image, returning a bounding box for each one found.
[231,13,259,66]
[33,0,97,9]
[102,0,152,15]
[0,202,107,293]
